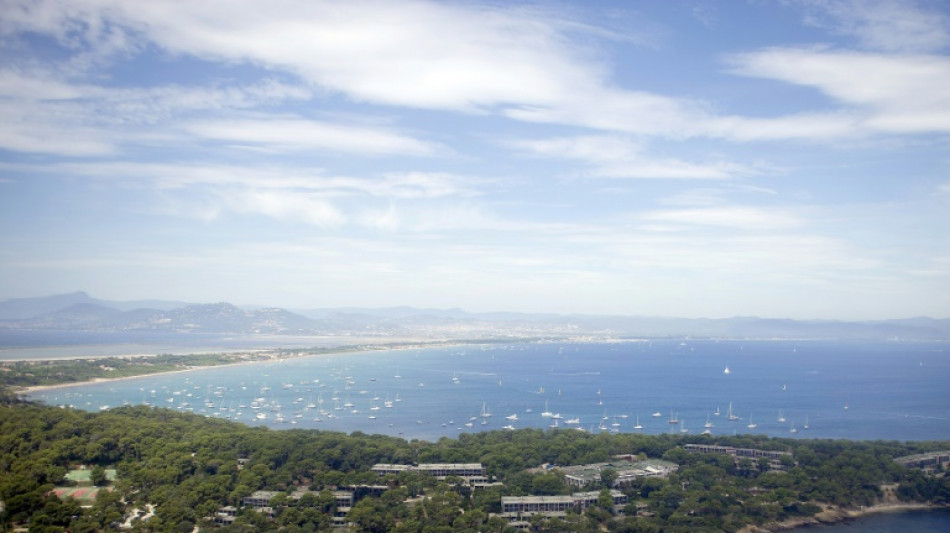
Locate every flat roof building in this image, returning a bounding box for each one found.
[372,463,485,477]
[683,444,794,471]
[683,444,792,459]
[500,490,627,521]
[243,490,280,508]
[555,459,678,488]
[895,451,950,470]
[371,463,488,484]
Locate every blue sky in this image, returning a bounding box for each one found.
[1,0,948,319]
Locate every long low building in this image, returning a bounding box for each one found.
[683,444,792,459]
[372,463,486,479]
[894,451,950,470]
[500,490,627,520]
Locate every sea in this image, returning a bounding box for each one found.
[810,509,950,533]
[16,338,950,531]
[21,338,950,441]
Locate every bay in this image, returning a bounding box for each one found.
[26,339,950,442]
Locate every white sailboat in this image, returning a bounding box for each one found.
[634,416,643,430]
[704,414,713,428]
[747,415,757,429]
[777,409,786,423]
[540,400,554,418]
[726,402,739,420]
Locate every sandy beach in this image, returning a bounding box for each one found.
[10,338,465,395]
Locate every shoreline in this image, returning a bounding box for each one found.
[0,334,448,362]
[739,502,950,533]
[11,339,475,395]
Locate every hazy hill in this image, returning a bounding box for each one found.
[0,291,191,319]
[0,292,948,340]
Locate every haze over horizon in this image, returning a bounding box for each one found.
[2,0,949,320]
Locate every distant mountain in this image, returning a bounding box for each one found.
[569,315,950,340]
[0,291,192,319]
[0,292,948,340]
[0,291,101,320]
[0,298,322,334]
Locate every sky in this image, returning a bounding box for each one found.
[0,0,948,320]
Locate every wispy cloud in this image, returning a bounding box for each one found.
[4,0,945,151]
[508,135,753,179]
[40,162,479,198]
[182,117,442,156]
[0,68,314,155]
[6,161,486,227]
[10,0,599,112]
[794,0,950,53]
[726,47,950,135]
[638,206,803,231]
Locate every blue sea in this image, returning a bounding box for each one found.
[810,509,950,533]
[26,339,950,442]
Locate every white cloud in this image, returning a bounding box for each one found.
[358,203,502,233]
[0,0,723,142]
[0,68,316,155]
[6,0,945,149]
[725,47,950,135]
[7,161,487,228]
[0,105,117,156]
[43,161,479,199]
[221,188,345,227]
[509,135,752,179]
[9,0,595,112]
[795,0,950,53]
[376,172,482,199]
[182,117,440,156]
[637,206,803,231]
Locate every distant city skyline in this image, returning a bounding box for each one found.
[1,0,948,320]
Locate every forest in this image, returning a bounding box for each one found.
[1,388,948,533]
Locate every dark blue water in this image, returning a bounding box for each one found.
[807,509,950,533]
[26,339,950,442]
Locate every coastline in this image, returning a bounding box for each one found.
[739,502,949,533]
[15,361,256,394]
[11,339,470,395]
